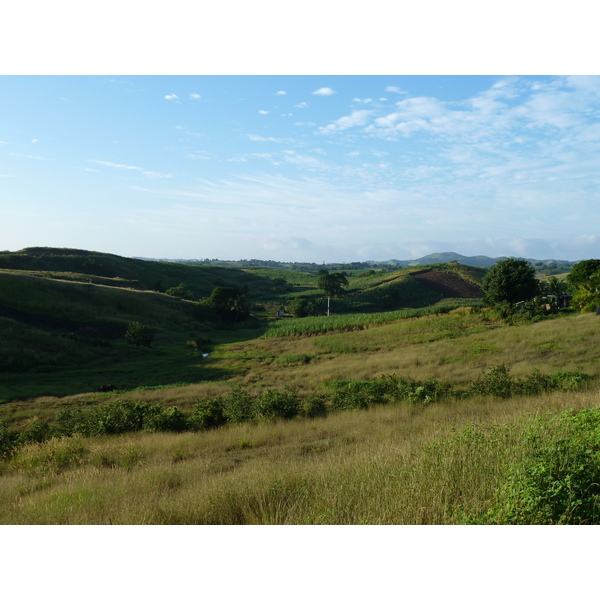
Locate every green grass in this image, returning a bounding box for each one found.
[1,385,599,524]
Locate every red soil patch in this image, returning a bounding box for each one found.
[411,270,484,299]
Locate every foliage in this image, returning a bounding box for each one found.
[288,297,319,318]
[165,282,195,300]
[125,321,153,347]
[566,259,600,293]
[479,409,600,524]
[221,386,256,423]
[572,270,600,312]
[256,388,301,420]
[263,305,459,338]
[303,393,329,418]
[469,365,589,399]
[317,270,349,298]
[190,398,227,430]
[205,286,250,323]
[0,421,18,457]
[469,364,515,398]
[481,258,539,306]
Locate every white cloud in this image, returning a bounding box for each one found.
[295,102,308,108]
[258,110,269,115]
[189,93,201,100]
[248,134,283,142]
[185,151,212,160]
[353,98,373,103]
[164,94,178,100]
[87,159,172,179]
[7,152,51,161]
[385,86,405,94]
[312,87,336,96]
[31,139,39,143]
[320,110,374,133]
[276,90,286,95]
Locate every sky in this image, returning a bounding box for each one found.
[2,74,600,263]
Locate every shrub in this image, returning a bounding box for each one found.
[303,393,329,418]
[469,364,515,398]
[125,321,153,347]
[143,405,188,432]
[404,379,451,405]
[480,409,600,524]
[0,421,17,458]
[191,398,227,430]
[86,400,149,435]
[331,380,386,410]
[18,420,51,445]
[256,388,301,420]
[222,386,256,424]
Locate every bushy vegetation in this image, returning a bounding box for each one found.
[472,409,600,524]
[0,365,590,462]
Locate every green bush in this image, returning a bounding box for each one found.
[18,420,51,445]
[303,393,329,418]
[479,409,600,524]
[191,398,227,429]
[0,421,17,457]
[143,405,188,432]
[256,388,301,420]
[331,380,386,410]
[469,364,515,398]
[125,321,153,347]
[222,386,256,424]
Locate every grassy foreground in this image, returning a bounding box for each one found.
[1,384,599,524]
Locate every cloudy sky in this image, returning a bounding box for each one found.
[3,72,600,262]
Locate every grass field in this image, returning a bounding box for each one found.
[1,248,599,525]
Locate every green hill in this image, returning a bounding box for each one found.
[0,247,488,400]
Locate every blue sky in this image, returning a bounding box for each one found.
[3,74,600,262]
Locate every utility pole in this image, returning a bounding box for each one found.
[327,297,330,316]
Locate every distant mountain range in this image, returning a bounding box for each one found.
[370,252,578,269]
[139,251,577,274]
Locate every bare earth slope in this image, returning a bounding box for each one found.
[412,270,484,298]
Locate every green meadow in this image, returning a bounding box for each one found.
[1,247,599,524]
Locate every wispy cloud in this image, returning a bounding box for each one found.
[295,102,308,108]
[88,160,172,179]
[312,87,336,96]
[189,93,201,100]
[258,110,269,115]
[164,94,178,100]
[276,90,286,95]
[7,152,51,161]
[248,134,284,142]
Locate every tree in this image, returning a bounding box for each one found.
[541,275,567,295]
[165,282,195,300]
[567,259,600,293]
[572,270,600,312]
[289,297,316,318]
[125,321,153,347]
[317,270,349,298]
[482,258,539,306]
[205,286,249,323]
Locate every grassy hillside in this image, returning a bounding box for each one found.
[0,248,488,399]
[4,247,597,525]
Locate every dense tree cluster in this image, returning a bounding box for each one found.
[481,258,539,306]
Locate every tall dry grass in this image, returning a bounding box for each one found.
[2,384,598,524]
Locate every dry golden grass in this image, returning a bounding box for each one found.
[2,382,599,525]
